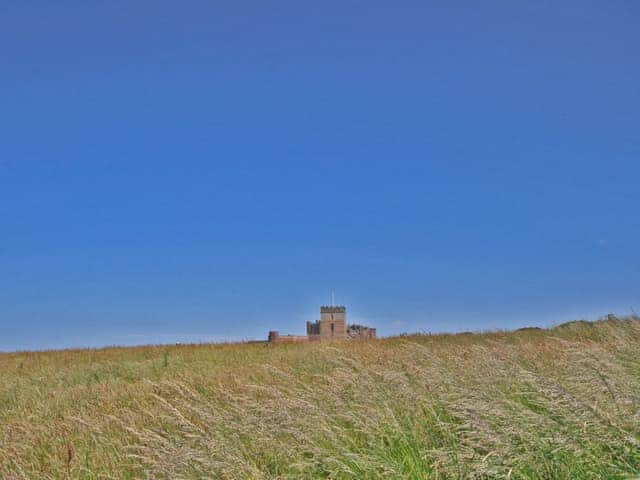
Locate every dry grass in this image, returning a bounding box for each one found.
[1,317,640,479]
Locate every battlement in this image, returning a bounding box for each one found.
[320,306,346,313]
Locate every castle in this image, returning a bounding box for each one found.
[268,305,376,343]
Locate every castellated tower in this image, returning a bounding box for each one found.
[319,305,347,339]
[306,305,347,340]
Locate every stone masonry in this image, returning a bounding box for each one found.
[269,305,376,343]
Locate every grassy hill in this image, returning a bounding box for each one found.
[1,317,640,479]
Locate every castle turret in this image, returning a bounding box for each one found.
[318,305,347,339]
[268,331,280,342]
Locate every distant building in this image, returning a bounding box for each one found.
[268,305,376,343]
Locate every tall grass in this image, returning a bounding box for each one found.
[1,317,640,479]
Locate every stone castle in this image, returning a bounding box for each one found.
[268,305,376,343]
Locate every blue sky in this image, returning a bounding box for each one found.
[1,1,639,351]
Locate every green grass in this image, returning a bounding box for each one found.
[1,317,640,479]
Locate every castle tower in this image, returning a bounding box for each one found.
[318,305,347,339]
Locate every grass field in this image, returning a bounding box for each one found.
[1,317,640,479]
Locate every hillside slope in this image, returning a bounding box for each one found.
[1,317,640,479]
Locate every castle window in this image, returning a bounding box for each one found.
[331,323,334,334]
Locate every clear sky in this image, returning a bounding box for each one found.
[1,1,639,351]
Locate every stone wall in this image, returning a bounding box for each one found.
[268,331,309,344]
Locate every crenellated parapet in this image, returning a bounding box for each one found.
[320,306,346,314]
